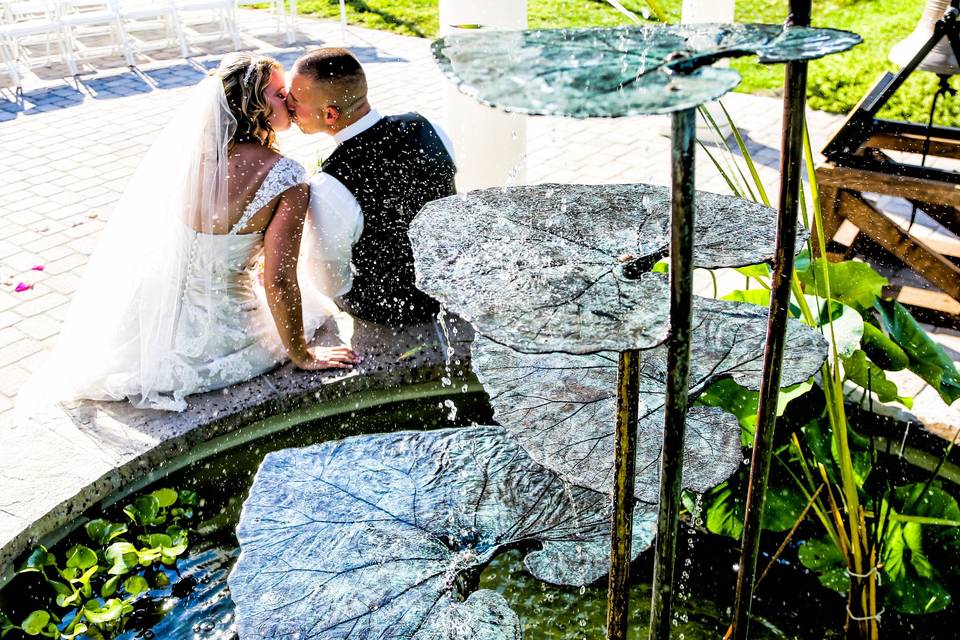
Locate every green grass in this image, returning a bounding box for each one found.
[297,0,960,125]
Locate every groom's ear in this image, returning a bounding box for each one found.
[323,105,342,126]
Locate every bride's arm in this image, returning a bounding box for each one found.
[263,185,359,370]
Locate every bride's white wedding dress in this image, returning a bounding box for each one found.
[17,77,334,414]
[160,157,333,406]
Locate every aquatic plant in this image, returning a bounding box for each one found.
[0,488,196,640]
[697,104,960,637]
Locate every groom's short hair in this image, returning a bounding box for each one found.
[294,48,368,110]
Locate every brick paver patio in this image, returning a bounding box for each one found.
[1,10,957,429]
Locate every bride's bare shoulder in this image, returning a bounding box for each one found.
[227,143,284,189]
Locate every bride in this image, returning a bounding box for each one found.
[17,53,359,414]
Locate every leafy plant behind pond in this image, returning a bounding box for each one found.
[0,488,197,640]
[695,103,960,635]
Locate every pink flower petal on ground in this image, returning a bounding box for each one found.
[31,265,45,271]
[15,282,33,293]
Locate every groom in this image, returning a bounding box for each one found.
[287,47,457,325]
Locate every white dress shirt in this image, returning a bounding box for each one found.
[300,109,455,298]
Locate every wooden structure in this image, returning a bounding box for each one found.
[814,3,960,323]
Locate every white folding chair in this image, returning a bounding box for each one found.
[114,0,188,57]
[0,0,79,90]
[58,0,134,67]
[176,0,240,51]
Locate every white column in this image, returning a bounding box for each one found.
[680,0,734,23]
[439,0,528,190]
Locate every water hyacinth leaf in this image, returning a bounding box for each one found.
[85,519,128,546]
[433,24,860,118]
[412,183,801,354]
[82,599,124,624]
[229,426,657,640]
[471,297,828,497]
[151,488,178,508]
[20,610,51,636]
[65,545,98,570]
[18,546,56,573]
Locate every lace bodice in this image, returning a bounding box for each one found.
[231,156,308,235]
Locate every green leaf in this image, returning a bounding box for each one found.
[124,495,162,527]
[123,575,149,596]
[51,580,78,608]
[100,575,120,598]
[841,349,913,408]
[759,483,807,532]
[151,488,178,509]
[886,575,952,614]
[903,522,935,579]
[806,296,863,359]
[177,489,198,507]
[798,537,844,570]
[104,542,138,575]
[18,546,56,574]
[703,484,743,539]
[697,378,758,445]
[64,545,97,570]
[860,322,908,371]
[84,520,127,546]
[798,258,888,311]
[59,623,87,640]
[735,263,770,282]
[82,599,124,624]
[798,537,848,594]
[816,567,850,595]
[721,288,772,308]
[874,299,960,404]
[20,611,50,636]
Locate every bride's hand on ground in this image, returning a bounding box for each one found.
[293,346,361,371]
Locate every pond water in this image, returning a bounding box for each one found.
[0,393,954,639]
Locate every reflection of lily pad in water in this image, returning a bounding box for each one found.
[433,24,861,117]
[229,426,657,640]
[471,298,828,499]
[411,183,800,354]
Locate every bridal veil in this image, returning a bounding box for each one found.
[17,76,238,414]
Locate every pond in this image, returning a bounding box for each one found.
[1,391,954,639]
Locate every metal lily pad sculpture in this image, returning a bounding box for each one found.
[470,297,827,500]
[229,426,658,640]
[411,183,800,354]
[433,24,861,117]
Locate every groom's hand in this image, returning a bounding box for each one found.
[294,345,361,371]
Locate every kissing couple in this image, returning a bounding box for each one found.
[17,48,457,414]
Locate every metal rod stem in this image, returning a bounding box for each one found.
[606,349,641,640]
[648,106,697,640]
[731,1,811,638]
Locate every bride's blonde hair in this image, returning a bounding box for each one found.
[215,52,282,151]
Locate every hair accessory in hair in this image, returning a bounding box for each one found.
[242,57,267,87]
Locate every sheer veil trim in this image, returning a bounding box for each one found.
[17,76,239,415]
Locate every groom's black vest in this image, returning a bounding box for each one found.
[321,113,456,324]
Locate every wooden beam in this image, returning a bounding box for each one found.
[886,285,960,329]
[836,191,960,301]
[905,199,960,238]
[811,181,844,257]
[866,132,960,160]
[818,163,960,208]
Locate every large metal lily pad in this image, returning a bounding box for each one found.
[229,426,657,640]
[433,24,860,117]
[471,297,828,499]
[411,183,801,354]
